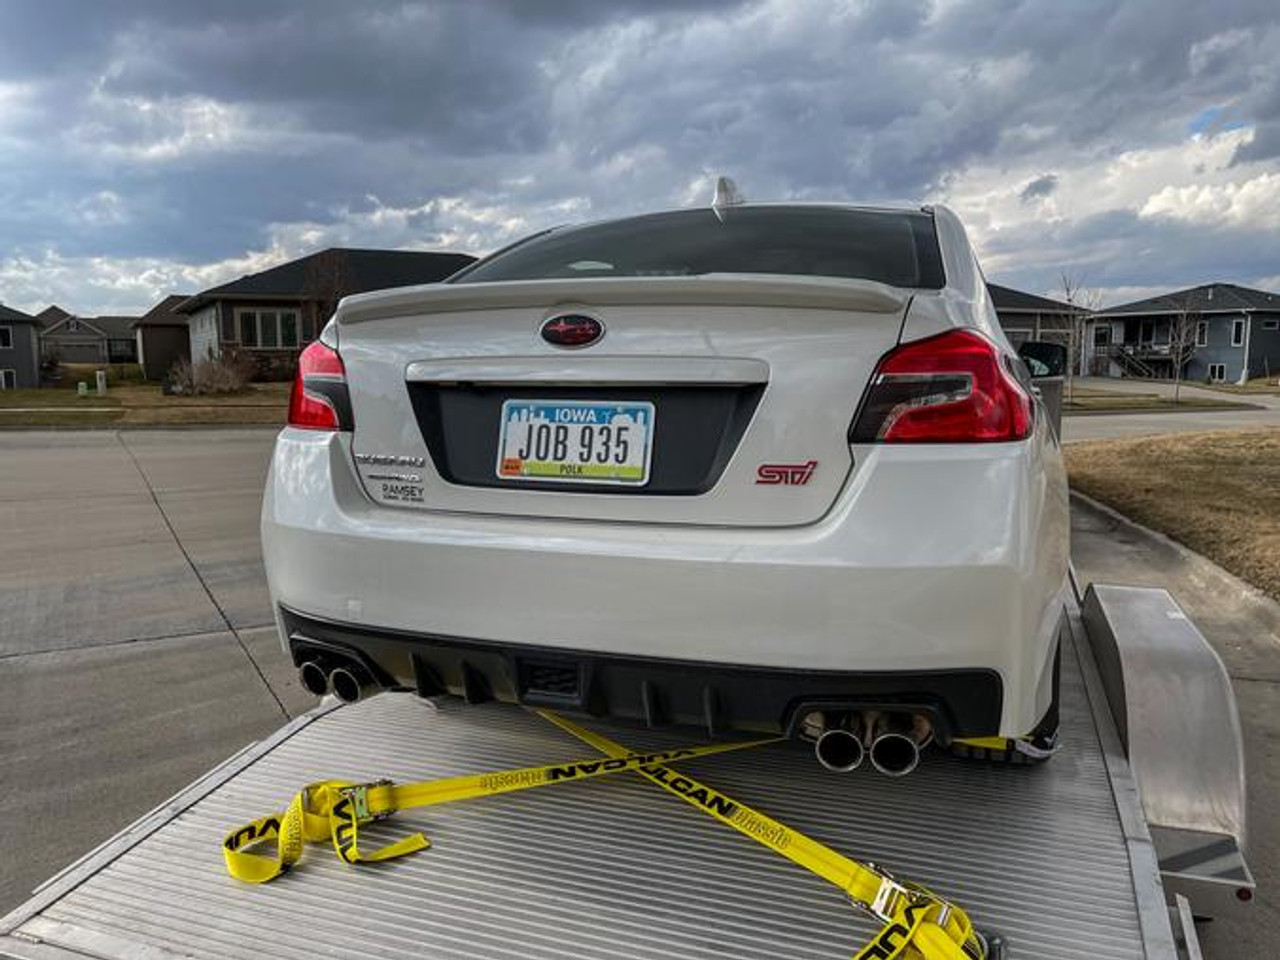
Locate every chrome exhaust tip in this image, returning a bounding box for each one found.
[329,664,377,704]
[298,660,330,697]
[815,727,866,772]
[869,732,920,778]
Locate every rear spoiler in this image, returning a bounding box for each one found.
[336,274,908,325]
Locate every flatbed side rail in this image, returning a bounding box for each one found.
[1068,571,1181,958]
[1081,583,1254,918]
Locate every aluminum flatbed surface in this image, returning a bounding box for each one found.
[1,617,1168,960]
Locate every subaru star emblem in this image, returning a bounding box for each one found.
[541,314,605,348]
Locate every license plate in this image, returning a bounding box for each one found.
[496,399,655,485]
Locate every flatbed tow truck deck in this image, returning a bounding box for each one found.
[0,585,1247,959]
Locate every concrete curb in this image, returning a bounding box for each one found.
[1070,489,1280,613]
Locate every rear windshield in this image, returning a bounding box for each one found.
[453,206,945,289]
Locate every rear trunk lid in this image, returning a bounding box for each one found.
[337,274,908,527]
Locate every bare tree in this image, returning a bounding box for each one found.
[1167,295,1201,404]
[304,250,355,339]
[1058,272,1103,402]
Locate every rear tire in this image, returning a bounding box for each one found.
[949,640,1061,765]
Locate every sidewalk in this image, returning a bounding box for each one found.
[1071,494,1280,960]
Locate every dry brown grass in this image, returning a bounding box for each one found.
[0,409,126,426]
[1066,427,1280,599]
[0,389,121,408]
[120,405,286,425]
[0,382,288,427]
[1195,377,1280,396]
[109,382,289,407]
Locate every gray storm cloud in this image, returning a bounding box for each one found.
[1,0,1279,312]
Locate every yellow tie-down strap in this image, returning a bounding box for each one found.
[223,738,764,882]
[540,711,987,960]
[223,712,990,960]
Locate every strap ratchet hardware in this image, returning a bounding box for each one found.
[341,779,392,822]
[223,710,993,960]
[865,865,912,922]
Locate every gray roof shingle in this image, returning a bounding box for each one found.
[134,294,192,328]
[0,303,40,324]
[178,247,476,313]
[1098,283,1280,316]
[987,283,1078,314]
[90,316,142,339]
[36,305,72,329]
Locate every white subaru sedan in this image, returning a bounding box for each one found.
[262,200,1069,773]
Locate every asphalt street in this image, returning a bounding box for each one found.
[2,425,1278,959]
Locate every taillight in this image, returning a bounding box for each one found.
[850,329,1033,443]
[288,340,352,431]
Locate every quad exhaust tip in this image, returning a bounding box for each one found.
[298,659,330,697]
[815,728,865,772]
[297,657,380,703]
[867,712,933,778]
[805,711,867,773]
[869,732,920,778]
[802,709,932,777]
[330,664,378,704]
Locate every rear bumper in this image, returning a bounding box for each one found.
[262,428,1069,736]
[281,605,1003,739]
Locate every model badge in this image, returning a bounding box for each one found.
[541,314,604,348]
[756,460,818,485]
[355,452,426,468]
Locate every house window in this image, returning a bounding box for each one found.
[221,309,237,343]
[1264,320,1279,331]
[1195,321,1208,347]
[67,319,80,332]
[0,369,14,389]
[235,308,302,349]
[0,326,11,349]
[1231,319,1245,346]
[1208,363,1226,382]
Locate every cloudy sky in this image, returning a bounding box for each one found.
[2,0,1279,315]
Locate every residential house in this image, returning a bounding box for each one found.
[0,303,42,388]
[133,294,192,380]
[37,305,140,364]
[177,247,475,377]
[1084,283,1280,382]
[988,283,1080,349]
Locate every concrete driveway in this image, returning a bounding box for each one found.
[0,429,315,914]
[1062,377,1280,442]
[1,427,1276,959]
